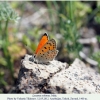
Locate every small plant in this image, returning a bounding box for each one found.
[91,51,100,71]
[46,1,92,62]
[0,1,19,87]
[90,1,100,71]
[60,1,82,59]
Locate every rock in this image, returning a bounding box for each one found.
[15,54,100,94]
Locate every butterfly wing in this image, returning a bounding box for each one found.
[36,39,57,56]
[45,49,58,61]
[35,33,49,54]
[35,49,58,63]
[35,39,58,63]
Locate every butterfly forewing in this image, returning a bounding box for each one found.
[35,33,48,54]
[36,39,57,56]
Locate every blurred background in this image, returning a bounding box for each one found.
[0,1,100,93]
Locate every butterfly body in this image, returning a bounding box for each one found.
[33,33,58,64]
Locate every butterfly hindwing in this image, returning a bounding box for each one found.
[45,49,58,61]
[35,49,58,63]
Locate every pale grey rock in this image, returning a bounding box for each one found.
[49,58,100,93]
[15,54,100,94]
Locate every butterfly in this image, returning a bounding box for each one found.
[33,33,58,64]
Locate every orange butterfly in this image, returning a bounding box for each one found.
[33,33,58,64]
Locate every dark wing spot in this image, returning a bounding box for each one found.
[44,47,47,49]
[49,43,52,46]
[42,50,44,52]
